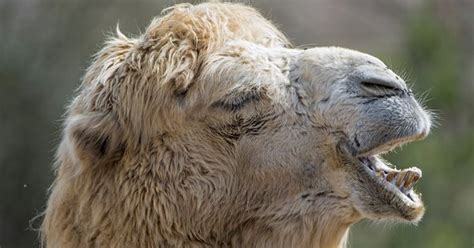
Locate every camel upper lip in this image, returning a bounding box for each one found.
[356,131,427,158]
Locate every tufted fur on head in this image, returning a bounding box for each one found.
[71,3,289,152]
[42,2,430,248]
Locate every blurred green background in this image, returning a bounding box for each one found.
[0,0,472,247]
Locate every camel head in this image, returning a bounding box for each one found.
[44,2,432,247]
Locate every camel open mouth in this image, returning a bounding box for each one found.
[348,134,425,222]
[357,155,422,206]
[353,134,425,213]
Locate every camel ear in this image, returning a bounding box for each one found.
[64,113,123,167]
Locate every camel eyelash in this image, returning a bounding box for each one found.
[212,91,262,112]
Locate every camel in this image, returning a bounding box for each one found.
[41,2,431,248]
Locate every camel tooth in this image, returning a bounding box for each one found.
[411,170,421,183]
[403,168,422,188]
[412,173,420,183]
[407,167,422,179]
[397,179,405,189]
[396,172,406,188]
[386,171,397,182]
[403,172,414,188]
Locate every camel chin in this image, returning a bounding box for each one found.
[41,2,431,248]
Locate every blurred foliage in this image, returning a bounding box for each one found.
[405,7,461,108]
[0,0,472,247]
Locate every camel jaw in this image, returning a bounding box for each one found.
[338,134,426,223]
[356,155,424,221]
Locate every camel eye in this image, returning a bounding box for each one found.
[212,91,262,112]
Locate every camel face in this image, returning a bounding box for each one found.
[153,41,433,244]
[189,44,431,226]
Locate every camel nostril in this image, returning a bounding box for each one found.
[360,79,405,97]
[361,81,399,91]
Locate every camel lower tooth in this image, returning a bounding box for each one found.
[404,173,415,188]
[396,173,406,187]
[397,180,405,188]
[403,169,421,188]
[386,172,397,182]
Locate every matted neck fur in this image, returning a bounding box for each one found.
[42,2,431,248]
